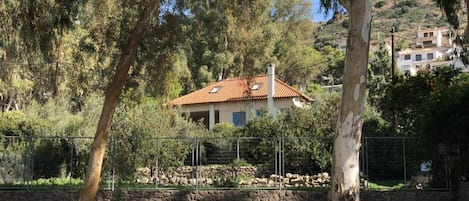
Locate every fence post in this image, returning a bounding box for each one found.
[27,135,34,191]
[236,138,240,160]
[365,137,369,177]
[111,136,115,191]
[281,136,284,189]
[155,138,159,189]
[195,137,199,190]
[402,138,407,185]
[69,138,74,186]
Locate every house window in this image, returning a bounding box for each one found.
[429,32,434,37]
[255,110,262,117]
[404,54,411,60]
[209,86,222,94]
[415,54,422,61]
[427,53,434,60]
[251,83,262,90]
[424,33,428,37]
[232,112,246,127]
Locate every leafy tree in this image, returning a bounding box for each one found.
[175,0,323,91]
[79,2,159,200]
[317,45,345,85]
[436,0,468,42]
[396,38,409,51]
[422,78,469,188]
[436,0,469,65]
[368,41,391,107]
[319,0,372,200]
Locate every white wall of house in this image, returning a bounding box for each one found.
[416,27,451,47]
[397,47,453,75]
[177,98,298,129]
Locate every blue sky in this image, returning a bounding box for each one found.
[311,0,333,22]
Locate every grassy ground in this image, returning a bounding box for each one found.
[1,177,411,191]
[366,180,407,191]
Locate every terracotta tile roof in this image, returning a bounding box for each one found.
[170,75,313,106]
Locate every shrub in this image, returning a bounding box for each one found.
[374,1,386,8]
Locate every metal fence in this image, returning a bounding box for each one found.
[0,135,448,190]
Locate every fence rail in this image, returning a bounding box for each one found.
[0,135,447,191]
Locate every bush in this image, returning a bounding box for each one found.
[374,1,385,8]
[236,93,340,174]
[0,111,26,136]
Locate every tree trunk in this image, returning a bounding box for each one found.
[53,26,64,98]
[78,3,158,201]
[329,1,371,201]
[465,0,469,42]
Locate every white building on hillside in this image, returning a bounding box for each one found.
[397,27,467,75]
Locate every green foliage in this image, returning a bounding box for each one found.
[33,139,72,178]
[378,67,469,187]
[396,38,409,51]
[374,1,386,9]
[367,180,406,190]
[363,106,393,137]
[237,92,340,173]
[0,111,26,136]
[233,158,251,167]
[368,41,391,107]
[211,123,237,138]
[106,97,208,180]
[316,46,345,84]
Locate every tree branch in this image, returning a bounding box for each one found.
[339,0,350,11]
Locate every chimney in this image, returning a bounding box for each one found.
[267,64,276,116]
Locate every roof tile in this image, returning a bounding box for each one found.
[170,75,313,106]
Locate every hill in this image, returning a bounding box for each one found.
[313,0,456,49]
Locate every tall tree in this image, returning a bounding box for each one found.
[320,0,372,201]
[78,1,159,200]
[19,0,82,98]
[368,41,391,107]
[436,0,469,42]
[175,0,322,92]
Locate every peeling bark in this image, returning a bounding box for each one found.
[78,3,158,201]
[329,1,371,201]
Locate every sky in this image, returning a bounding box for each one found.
[311,0,333,22]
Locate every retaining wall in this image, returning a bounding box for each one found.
[0,190,454,201]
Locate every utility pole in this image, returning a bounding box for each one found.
[391,26,396,83]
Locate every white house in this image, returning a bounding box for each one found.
[169,65,313,130]
[397,27,466,75]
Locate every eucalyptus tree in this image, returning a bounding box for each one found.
[271,0,326,86]
[79,1,159,200]
[436,0,469,65]
[177,0,272,88]
[176,0,322,91]
[1,1,29,111]
[319,0,372,200]
[436,0,469,42]
[19,0,83,98]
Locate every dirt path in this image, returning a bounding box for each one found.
[458,182,469,201]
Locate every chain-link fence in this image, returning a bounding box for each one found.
[0,135,448,191]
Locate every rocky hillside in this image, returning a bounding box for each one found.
[313,0,457,49]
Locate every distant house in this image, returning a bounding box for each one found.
[397,27,467,75]
[169,65,313,129]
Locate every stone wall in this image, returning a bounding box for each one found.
[136,165,333,188]
[0,190,454,201]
